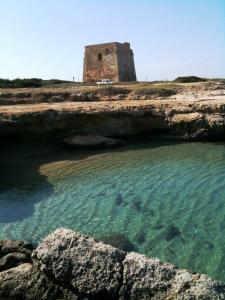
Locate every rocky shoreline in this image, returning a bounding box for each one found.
[1,99,225,142]
[0,228,225,300]
[0,81,225,142]
[1,82,225,299]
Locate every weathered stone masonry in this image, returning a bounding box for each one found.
[83,42,136,82]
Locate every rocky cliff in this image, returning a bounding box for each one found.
[1,81,225,141]
[0,228,225,300]
[0,99,225,141]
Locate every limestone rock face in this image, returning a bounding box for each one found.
[0,240,33,271]
[0,263,78,300]
[1,99,225,141]
[32,228,126,298]
[0,252,30,272]
[119,253,177,299]
[0,240,34,257]
[119,252,225,300]
[171,270,225,300]
[63,134,124,149]
[1,229,225,299]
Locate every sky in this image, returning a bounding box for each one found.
[0,0,225,81]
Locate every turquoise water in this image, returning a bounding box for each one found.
[0,141,225,282]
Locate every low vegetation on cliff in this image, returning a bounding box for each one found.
[132,85,179,98]
[0,78,72,89]
[174,76,207,83]
[0,79,224,106]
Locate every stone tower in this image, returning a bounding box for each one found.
[83,42,136,82]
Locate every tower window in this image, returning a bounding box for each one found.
[106,48,112,55]
[98,53,102,61]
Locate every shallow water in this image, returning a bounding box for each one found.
[0,141,225,282]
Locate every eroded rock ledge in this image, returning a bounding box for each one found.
[1,99,225,141]
[0,228,225,299]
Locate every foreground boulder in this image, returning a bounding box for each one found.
[32,228,125,299]
[0,240,33,272]
[63,134,124,149]
[0,263,77,300]
[1,228,225,299]
[120,253,225,300]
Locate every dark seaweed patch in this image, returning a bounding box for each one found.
[100,233,136,252]
[168,247,176,257]
[164,225,181,241]
[203,241,215,251]
[115,193,124,206]
[133,200,142,212]
[97,191,106,197]
[148,208,155,216]
[153,224,164,230]
[135,231,146,244]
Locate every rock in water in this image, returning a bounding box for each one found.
[32,228,125,298]
[63,134,124,149]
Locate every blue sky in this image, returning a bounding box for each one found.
[1,0,225,81]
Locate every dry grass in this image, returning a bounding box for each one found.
[0,82,181,95]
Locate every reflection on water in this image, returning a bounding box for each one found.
[0,140,225,282]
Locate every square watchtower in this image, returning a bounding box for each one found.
[83,42,136,82]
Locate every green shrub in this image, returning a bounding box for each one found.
[174,76,207,83]
[0,78,72,89]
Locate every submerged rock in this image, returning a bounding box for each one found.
[63,134,125,149]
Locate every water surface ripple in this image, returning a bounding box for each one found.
[0,141,225,281]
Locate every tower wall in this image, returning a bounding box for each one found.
[116,43,136,82]
[83,42,136,82]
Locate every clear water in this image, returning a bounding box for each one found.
[0,141,225,282]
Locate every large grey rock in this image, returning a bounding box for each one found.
[170,269,225,300]
[0,240,33,271]
[119,252,225,300]
[0,240,34,258]
[0,263,78,300]
[1,229,225,299]
[119,252,176,299]
[0,252,30,272]
[32,228,125,298]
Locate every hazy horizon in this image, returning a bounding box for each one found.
[1,0,225,81]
